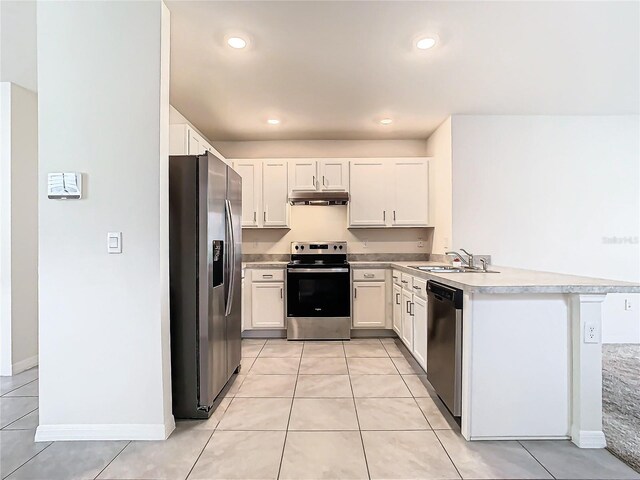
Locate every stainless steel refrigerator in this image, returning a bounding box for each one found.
[169,152,242,419]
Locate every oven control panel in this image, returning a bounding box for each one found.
[291,241,347,254]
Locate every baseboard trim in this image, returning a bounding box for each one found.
[571,430,607,448]
[35,420,175,442]
[11,355,38,375]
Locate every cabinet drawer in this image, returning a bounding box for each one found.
[411,277,427,299]
[391,269,402,286]
[400,273,414,289]
[252,269,284,282]
[353,269,386,281]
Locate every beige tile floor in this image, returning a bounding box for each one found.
[2,338,640,479]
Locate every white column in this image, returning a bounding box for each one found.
[570,294,607,448]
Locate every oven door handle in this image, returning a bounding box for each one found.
[287,268,349,273]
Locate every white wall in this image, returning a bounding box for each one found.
[219,139,432,254]
[36,1,174,440]
[0,83,39,376]
[0,0,38,92]
[244,206,432,254]
[214,139,427,159]
[426,118,453,254]
[450,115,640,343]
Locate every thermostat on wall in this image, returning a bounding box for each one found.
[47,172,82,199]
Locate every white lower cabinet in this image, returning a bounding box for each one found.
[251,282,284,328]
[353,281,386,328]
[245,268,285,330]
[392,283,402,335]
[401,289,414,350]
[412,295,428,369]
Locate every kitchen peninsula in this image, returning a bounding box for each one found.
[244,258,640,448]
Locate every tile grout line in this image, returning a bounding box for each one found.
[92,440,131,480]
[0,377,38,397]
[432,429,464,480]
[183,430,216,480]
[1,406,39,430]
[394,347,437,431]
[3,439,54,479]
[518,440,558,480]
[275,341,303,480]
[345,340,372,480]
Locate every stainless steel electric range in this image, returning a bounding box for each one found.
[286,242,351,340]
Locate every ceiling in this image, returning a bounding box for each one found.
[167,1,639,141]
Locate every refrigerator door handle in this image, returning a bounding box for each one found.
[224,199,235,316]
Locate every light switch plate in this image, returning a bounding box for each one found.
[107,232,122,254]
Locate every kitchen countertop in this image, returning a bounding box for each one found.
[243,260,640,294]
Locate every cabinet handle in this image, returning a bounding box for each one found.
[406,300,411,313]
[323,175,326,186]
[392,275,398,280]
[393,210,396,221]
[383,211,386,221]
[410,302,415,316]
[263,274,273,279]
[413,285,420,290]
[395,293,400,305]
[254,211,257,223]
[263,211,266,222]
[401,280,408,284]
[354,288,357,299]
[280,287,283,299]
[312,175,316,188]
[364,273,374,278]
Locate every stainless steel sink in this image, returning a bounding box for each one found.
[410,265,500,274]
[411,265,465,273]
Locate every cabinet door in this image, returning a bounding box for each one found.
[353,281,386,328]
[401,290,414,349]
[251,282,284,328]
[262,160,289,227]
[233,160,261,227]
[288,159,318,191]
[319,159,348,191]
[412,295,427,369]
[187,128,203,155]
[392,283,402,335]
[393,159,429,226]
[349,160,388,227]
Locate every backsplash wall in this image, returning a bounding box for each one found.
[242,205,433,254]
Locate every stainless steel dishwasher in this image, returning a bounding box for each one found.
[427,281,463,416]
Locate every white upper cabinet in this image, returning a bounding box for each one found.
[233,160,262,227]
[349,158,429,228]
[169,124,226,162]
[349,160,388,227]
[393,159,429,226]
[288,160,318,191]
[262,160,289,227]
[232,159,289,229]
[318,159,348,191]
[288,159,349,192]
[188,129,201,155]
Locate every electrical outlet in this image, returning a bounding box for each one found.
[418,238,424,248]
[624,299,632,311]
[584,321,599,344]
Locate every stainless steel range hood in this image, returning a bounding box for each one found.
[288,191,349,206]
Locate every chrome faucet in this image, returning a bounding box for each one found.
[460,248,475,269]
[445,251,469,267]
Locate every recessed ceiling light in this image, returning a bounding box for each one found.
[416,37,437,50]
[267,118,281,125]
[227,36,247,49]
[380,118,393,125]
